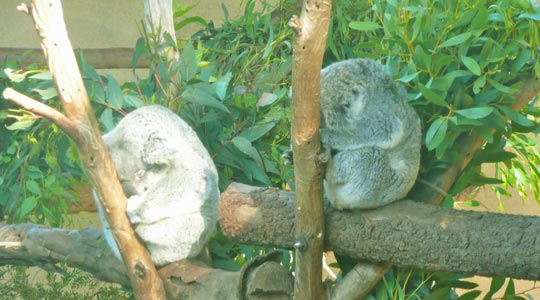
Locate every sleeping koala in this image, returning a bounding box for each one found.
[95,105,219,266]
[320,59,421,210]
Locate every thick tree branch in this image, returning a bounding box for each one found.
[288,1,332,299]
[0,224,129,285]
[219,183,540,281]
[0,223,293,300]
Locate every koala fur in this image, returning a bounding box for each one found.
[95,105,219,266]
[320,58,421,210]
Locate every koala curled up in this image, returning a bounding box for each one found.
[320,59,421,210]
[95,105,219,266]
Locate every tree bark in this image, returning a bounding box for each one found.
[219,182,540,281]
[287,1,332,299]
[2,2,165,299]
[0,223,293,300]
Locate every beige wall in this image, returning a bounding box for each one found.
[0,0,249,82]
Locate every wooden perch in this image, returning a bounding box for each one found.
[0,224,129,285]
[2,1,165,299]
[219,182,540,280]
[0,223,293,300]
[288,1,332,299]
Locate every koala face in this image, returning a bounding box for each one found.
[320,87,367,128]
[321,63,371,128]
[103,126,162,198]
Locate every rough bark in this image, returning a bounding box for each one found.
[287,1,332,299]
[0,223,293,300]
[219,182,540,281]
[2,2,165,299]
[0,224,130,285]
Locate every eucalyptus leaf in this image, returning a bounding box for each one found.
[29,71,52,81]
[179,41,198,82]
[498,105,534,127]
[26,180,41,196]
[425,118,448,151]
[105,75,124,109]
[455,107,494,119]
[438,32,472,48]
[240,122,276,142]
[20,196,37,218]
[349,21,382,31]
[32,87,58,100]
[418,84,448,107]
[182,87,229,112]
[461,56,481,76]
[232,136,264,168]
[213,72,232,100]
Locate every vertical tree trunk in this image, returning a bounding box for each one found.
[288,1,332,299]
[143,0,178,60]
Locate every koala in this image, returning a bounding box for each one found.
[95,105,219,266]
[319,58,421,210]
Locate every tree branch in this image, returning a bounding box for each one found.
[288,1,332,299]
[219,182,540,281]
[0,224,129,285]
[2,88,78,137]
[0,223,293,300]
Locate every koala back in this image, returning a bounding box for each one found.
[98,105,219,266]
[320,59,421,209]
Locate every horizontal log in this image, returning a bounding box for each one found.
[219,182,540,280]
[0,47,149,69]
[0,223,293,299]
[0,224,129,285]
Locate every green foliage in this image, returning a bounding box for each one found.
[331,0,540,208]
[0,60,84,227]
[0,265,131,300]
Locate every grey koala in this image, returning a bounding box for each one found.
[320,58,421,210]
[95,105,219,266]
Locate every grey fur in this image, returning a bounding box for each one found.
[95,105,219,266]
[320,59,421,209]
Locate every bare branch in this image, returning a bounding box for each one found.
[2,88,78,137]
[289,1,333,299]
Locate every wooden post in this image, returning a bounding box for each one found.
[288,1,332,299]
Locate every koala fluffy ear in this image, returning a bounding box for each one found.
[142,132,176,166]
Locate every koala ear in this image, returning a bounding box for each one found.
[142,132,176,166]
